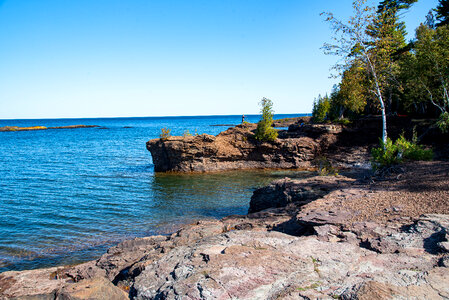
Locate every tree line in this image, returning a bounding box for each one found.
[313,0,449,143]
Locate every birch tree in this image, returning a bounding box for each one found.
[322,0,390,145]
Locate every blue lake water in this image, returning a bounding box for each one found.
[0,114,311,272]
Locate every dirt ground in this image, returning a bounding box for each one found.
[301,160,449,225]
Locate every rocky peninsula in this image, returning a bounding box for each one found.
[146,121,344,172]
[1,117,448,299]
[0,125,100,132]
[146,116,435,173]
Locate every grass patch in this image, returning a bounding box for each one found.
[297,282,321,291]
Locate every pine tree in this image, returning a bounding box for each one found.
[254,98,278,142]
[373,0,417,51]
[367,0,417,115]
[435,0,449,27]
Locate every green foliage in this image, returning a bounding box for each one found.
[321,0,393,144]
[402,24,449,115]
[314,156,339,176]
[297,282,320,292]
[182,130,192,137]
[437,112,449,133]
[333,118,352,126]
[159,127,171,140]
[337,64,368,115]
[254,97,278,142]
[312,94,330,123]
[377,0,417,12]
[319,0,449,122]
[371,136,433,168]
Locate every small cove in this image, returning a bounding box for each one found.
[0,114,310,272]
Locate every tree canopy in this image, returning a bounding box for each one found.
[315,0,449,134]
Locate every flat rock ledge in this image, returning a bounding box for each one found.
[146,123,342,172]
[2,161,449,300]
[2,214,448,300]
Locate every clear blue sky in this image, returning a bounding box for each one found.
[0,0,439,119]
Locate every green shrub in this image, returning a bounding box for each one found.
[314,156,339,176]
[254,97,278,142]
[312,94,330,123]
[159,127,171,140]
[333,118,352,126]
[371,138,398,168]
[371,135,433,168]
[182,130,192,137]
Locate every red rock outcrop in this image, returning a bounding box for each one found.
[146,123,342,172]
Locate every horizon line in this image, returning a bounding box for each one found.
[0,112,311,121]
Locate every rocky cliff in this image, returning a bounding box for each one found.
[146,123,343,172]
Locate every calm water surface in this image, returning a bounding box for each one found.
[0,114,311,272]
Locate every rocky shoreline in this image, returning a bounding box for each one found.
[147,116,448,173]
[2,118,448,299]
[1,160,448,299]
[146,122,344,172]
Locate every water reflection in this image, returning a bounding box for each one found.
[151,169,315,219]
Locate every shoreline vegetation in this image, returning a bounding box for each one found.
[0,125,100,132]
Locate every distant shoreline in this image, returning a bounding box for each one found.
[0,125,100,132]
[0,113,311,121]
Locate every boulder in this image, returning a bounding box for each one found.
[0,267,71,299]
[56,277,128,300]
[249,175,355,213]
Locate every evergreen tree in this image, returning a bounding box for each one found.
[372,0,417,51]
[435,0,449,27]
[367,0,417,115]
[402,24,449,118]
[312,94,331,123]
[254,98,278,142]
[338,62,368,115]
